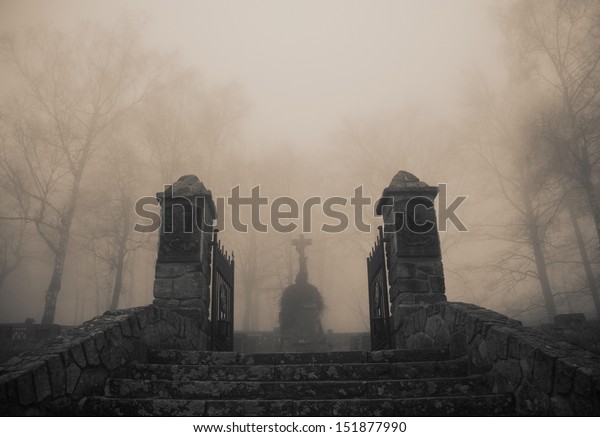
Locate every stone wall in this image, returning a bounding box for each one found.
[0,305,205,415]
[395,301,600,415]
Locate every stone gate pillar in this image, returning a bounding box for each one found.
[376,171,446,345]
[153,175,216,340]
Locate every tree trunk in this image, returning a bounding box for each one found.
[109,243,127,311]
[41,238,67,324]
[109,208,130,311]
[40,170,84,324]
[526,210,557,322]
[568,202,600,318]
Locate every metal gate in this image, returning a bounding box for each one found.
[367,226,393,350]
[210,230,235,351]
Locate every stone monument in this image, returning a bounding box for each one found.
[376,171,446,306]
[279,235,327,352]
[152,175,216,349]
[376,171,446,347]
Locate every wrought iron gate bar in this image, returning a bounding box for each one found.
[210,229,235,351]
[367,225,393,350]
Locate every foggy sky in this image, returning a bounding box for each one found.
[0,0,504,148]
[0,0,525,329]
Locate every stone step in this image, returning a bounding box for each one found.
[105,375,490,401]
[80,394,515,416]
[147,348,451,366]
[130,356,469,382]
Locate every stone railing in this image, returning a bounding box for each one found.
[394,301,600,415]
[0,305,205,415]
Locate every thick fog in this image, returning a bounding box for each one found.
[1,0,599,332]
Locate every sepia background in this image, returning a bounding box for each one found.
[0,0,599,333]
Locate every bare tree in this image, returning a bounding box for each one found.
[0,22,165,323]
[566,194,600,317]
[503,0,600,253]
[465,75,560,321]
[144,71,247,187]
[82,135,151,312]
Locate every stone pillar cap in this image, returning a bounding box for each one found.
[157,174,217,218]
[376,171,438,215]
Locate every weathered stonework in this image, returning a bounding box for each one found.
[153,175,216,331]
[395,301,600,415]
[0,305,206,415]
[376,171,447,347]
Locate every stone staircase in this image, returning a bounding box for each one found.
[79,348,515,416]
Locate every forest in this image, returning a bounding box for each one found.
[0,0,599,333]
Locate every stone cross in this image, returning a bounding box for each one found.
[292,234,312,284]
[292,234,312,258]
